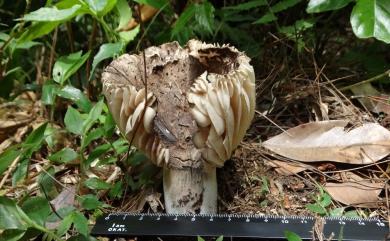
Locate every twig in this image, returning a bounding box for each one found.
[86,19,98,98]
[340,69,390,91]
[0,155,21,189]
[48,27,58,78]
[255,110,292,137]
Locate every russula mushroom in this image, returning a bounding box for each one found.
[102,40,255,214]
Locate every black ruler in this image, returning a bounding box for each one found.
[91,213,388,240]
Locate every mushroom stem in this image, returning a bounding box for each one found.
[163,163,217,214]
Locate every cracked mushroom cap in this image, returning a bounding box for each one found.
[102,39,255,168]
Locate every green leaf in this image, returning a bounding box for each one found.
[320,192,332,207]
[84,0,117,16]
[82,128,104,149]
[22,5,82,22]
[119,25,140,44]
[306,203,327,215]
[53,51,90,85]
[195,2,215,34]
[21,197,51,226]
[41,83,59,105]
[116,0,132,30]
[0,197,28,230]
[0,229,26,241]
[109,181,123,199]
[103,112,115,137]
[38,167,58,199]
[307,0,353,13]
[84,177,111,190]
[216,235,224,241]
[350,0,390,43]
[329,207,345,217]
[57,85,92,112]
[270,0,301,12]
[11,159,28,186]
[223,0,266,10]
[197,237,205,241]
[22,123,48,157]
[64,107,84,135]
[172,4,196,36]
[18,22,59,43]
[284,230,303,241]
[78,194,103,210]
[86,144,112,166]
[0,146,20,175]
[344,210,360,218]
[90,42,123,79]
[49,147,78,164]
[82,100,104,134]
[72,211,89,236]
[254,12,277,24]
[56,213,73,236]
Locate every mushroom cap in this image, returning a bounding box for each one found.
[102,40,255,168]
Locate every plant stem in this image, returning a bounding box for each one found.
[340,69,390,91]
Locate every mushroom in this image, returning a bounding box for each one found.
[102,40,255,214]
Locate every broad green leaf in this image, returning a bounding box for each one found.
[0,146,20,175]
[306,0,353,13]
[284,230,303,241]
[22,5,82,22]
[119,25,140,44]
[103,112,115,137]
[320,192,332,207]
[84,177,111,190]
[56,213,73,236]
[271,0,301,13]
[53,51,90,85]
[57,85,92,112]
[11,159,28,186]
[0,197,28,230]
[38,167,58,199]
[90,42,123,79]
[116,0,132,30]
[350,0,390,44]
[306,203,327,215]
[253,13,277,24]
[84,0,117,16]
[17,22,59,43]
[41,83,59,105]
[172,4,196,36]
[49,147,78,163]
[0,229,26,241]
[197,237,205,241]
[82,128,104,149]
[82,100,104,134]
[329,207,345,217]
[72,212,89,237]
[195,2,215,34]
[223,0,266,10]
[216,235,224,241]
[86,143,112,166]
[22,123,48,157]
[64,107,84,135]
[344,210,360,218]
[78,194,103,210]
[109,180,123,199]
[21,197,51,226]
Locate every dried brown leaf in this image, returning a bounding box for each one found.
[325,181,384,208]
[266,160,310,175]
[263,120,390,164]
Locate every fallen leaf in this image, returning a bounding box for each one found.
[266,160,309,175]
[50,186,76,211]
[325,181,384,208]
[263,120,390,164]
